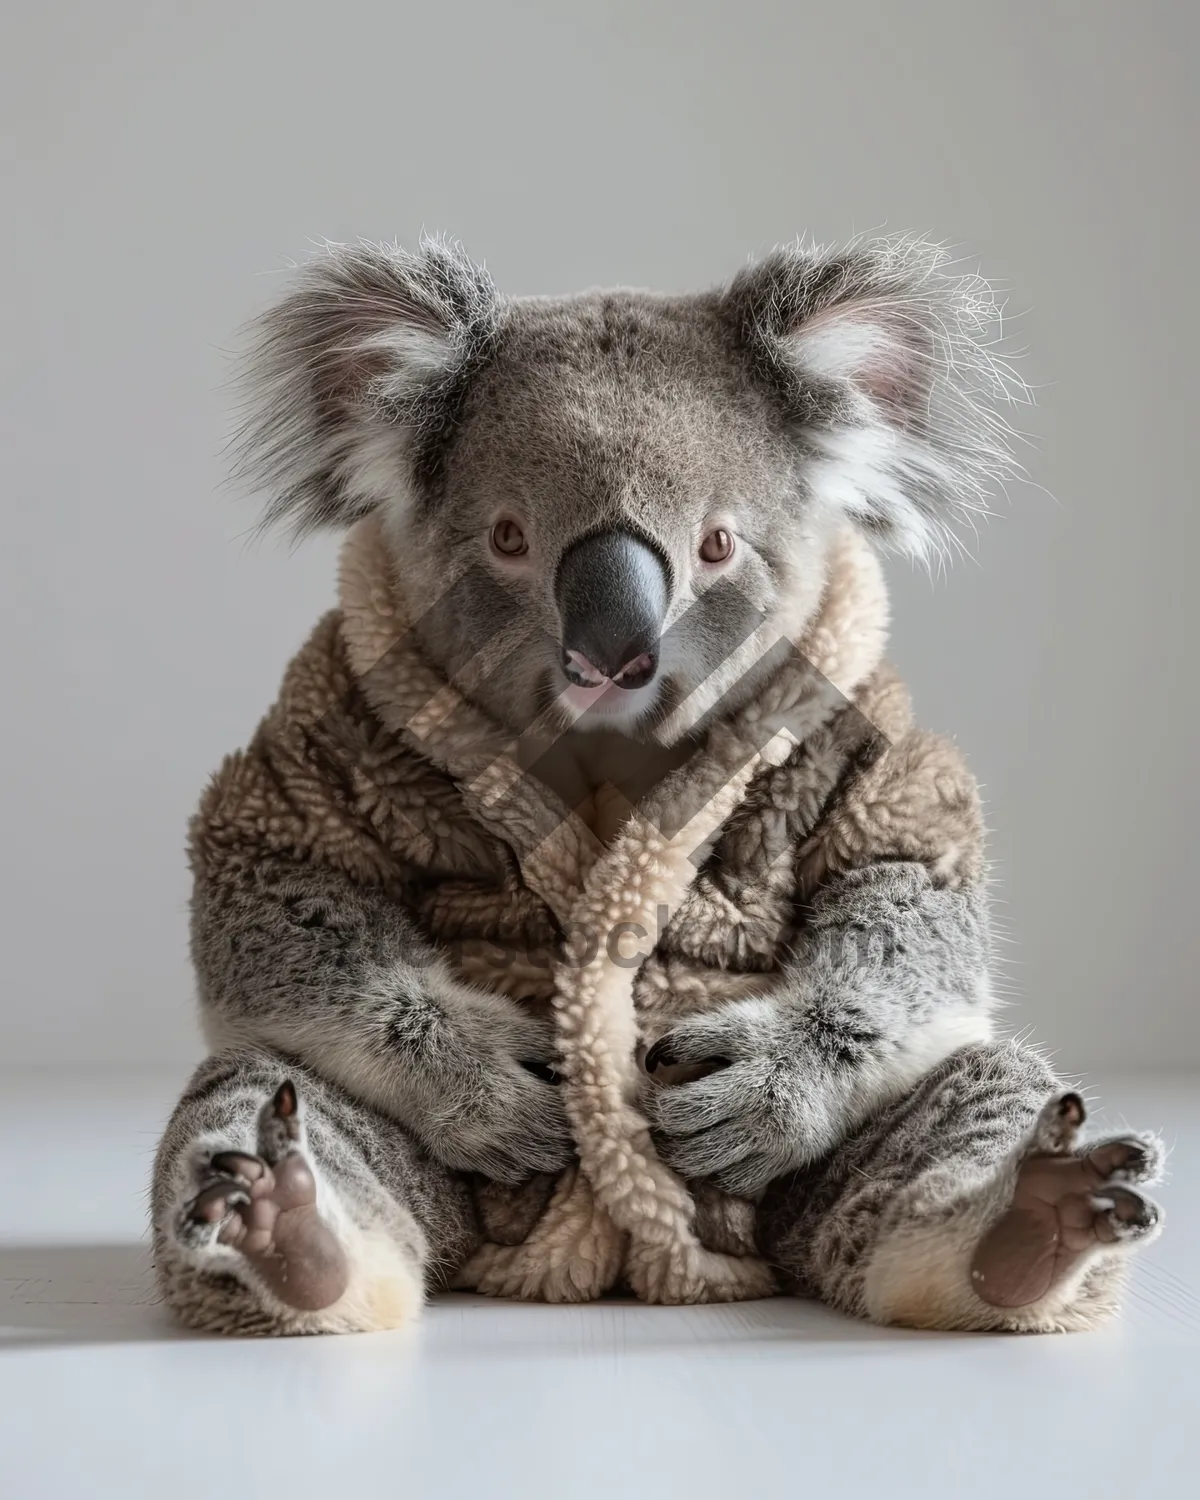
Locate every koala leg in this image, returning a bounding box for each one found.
[152,1049,481,1335]
[758,1041,1165,1333]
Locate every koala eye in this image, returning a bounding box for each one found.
[490,518,528,558]
[699,528,735,564]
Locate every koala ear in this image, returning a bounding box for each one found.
[724,235,1027,560]
[232,237,500,536]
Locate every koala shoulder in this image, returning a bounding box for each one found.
[799,709,983,897]
[189,612,506,889]
[188,611,391,882]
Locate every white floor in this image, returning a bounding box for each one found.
[1,1070,1197,1499]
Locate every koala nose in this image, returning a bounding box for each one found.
[556,529,669,691]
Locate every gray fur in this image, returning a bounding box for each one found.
[233,236,501,537]
[644,862,992,1195]
[153,1048,481,1334]
[147,238,1161,1334]
[191,853,571,1183]
[232,234,1024,745]
[765,1044,1056,1314]
[724,235,1028,559]
[757,1040,1164,1329]
[758,1040,1062,1312]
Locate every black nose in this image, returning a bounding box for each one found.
[556,530,669,691]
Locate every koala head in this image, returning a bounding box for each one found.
[235,235,1022,745]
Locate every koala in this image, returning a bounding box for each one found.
[151,235,1164,1333]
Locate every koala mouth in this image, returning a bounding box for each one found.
[559,670,661,724]
[561,678,657,717]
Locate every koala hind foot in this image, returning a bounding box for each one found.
[969,1091,1164,1310]
[183,1081,350,1312]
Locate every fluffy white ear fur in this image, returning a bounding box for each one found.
[733,235,1030,563]
[788,301,927,408]
[232,237,498,536]
[235,232,1024,561]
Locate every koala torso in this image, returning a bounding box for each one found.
[190,604,981,1042]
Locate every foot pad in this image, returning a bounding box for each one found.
[183,1081,350,1312]
[970,1092,1163,1309]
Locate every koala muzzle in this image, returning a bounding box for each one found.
[556,530,669,690]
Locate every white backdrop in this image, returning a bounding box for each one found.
[2,1,1197,1069]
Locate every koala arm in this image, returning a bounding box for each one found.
[644,861,993,1196]
[191,851,571,1183]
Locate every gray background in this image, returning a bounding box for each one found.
[2,0,1196,1070]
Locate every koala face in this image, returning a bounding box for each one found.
[394,291,843,742]
[236,237,1021,745]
